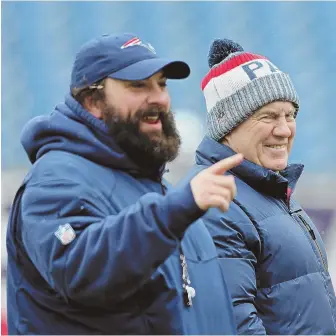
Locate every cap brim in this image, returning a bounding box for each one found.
[108,58,190,80]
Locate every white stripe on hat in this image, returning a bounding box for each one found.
[203,59,280,112]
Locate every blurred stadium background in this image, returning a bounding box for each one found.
[1,1,336,332]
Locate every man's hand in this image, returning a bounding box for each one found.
[190,154,243,212]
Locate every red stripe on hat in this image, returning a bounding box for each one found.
[122,37,140,47]
[201,53,267,90]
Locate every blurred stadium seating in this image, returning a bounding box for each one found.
[1,2,336,332]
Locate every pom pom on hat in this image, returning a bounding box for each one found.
[208,39,244,68]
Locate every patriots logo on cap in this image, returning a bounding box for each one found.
[121,37,156,54]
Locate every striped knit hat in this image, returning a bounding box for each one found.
[201,39,300,141]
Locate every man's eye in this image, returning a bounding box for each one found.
[130,81,145,88]
[159,82,167,88]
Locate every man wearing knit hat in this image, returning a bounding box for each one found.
[181,39,336,334]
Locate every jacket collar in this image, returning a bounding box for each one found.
[196,136,304,199]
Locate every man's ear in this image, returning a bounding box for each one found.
[83,96,103,119]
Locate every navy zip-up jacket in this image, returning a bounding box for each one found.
[182,136,336,335]
[6,96,236,335]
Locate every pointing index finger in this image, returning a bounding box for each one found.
[207,153,244,175]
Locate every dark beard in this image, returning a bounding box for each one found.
[103,105,181,176]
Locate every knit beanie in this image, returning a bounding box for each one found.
[201,39,300,141]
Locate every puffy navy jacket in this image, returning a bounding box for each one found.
[183,136,336,335]
[6,96,236,335]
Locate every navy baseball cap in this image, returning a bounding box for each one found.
[70,33,191,89]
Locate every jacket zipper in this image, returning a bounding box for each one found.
[297,214,328,272]
[287,205,336,330]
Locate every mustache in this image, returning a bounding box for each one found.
[102,103,176,135]
[134,107,171,121]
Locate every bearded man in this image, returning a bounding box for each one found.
[6,33,242,335]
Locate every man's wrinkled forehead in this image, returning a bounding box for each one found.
[255,102,297,116]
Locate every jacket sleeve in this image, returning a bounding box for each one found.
[205,206,267,335]
[19,178,204,307]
